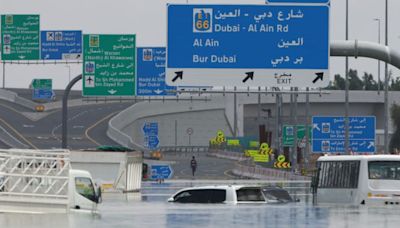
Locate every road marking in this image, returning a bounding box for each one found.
[36,136,50,140]
[85,111,120,146]
[0,118,38,149]
[51,111,89,141]
[73,125,85,129]
[223,169,236,178]
[23,124,35,128]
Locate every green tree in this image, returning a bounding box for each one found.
[333,74,345,90]
[362,72,378,90]
[390,77,400,91]
[348,69,363,90]
[390,104,400,153]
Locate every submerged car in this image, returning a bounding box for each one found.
[167,185,295,204]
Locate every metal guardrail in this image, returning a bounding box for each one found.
[159,146,209,155]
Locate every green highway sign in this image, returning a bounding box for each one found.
[1,15,40,60]
[32,79,52,89]
[82,34,136,96]
[283,125,312,146]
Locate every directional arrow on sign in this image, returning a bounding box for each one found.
[312,72,324,83]
[18,55,25,59]
[154,89,163,94]
[172,71,183,82]
[313,123,321,131]
[242,72,254,83]
[151,165,174,179]
[108,89,117,95]
[367,141,375,149]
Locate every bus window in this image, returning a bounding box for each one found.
[368,161,400,180]
[318,161,360,189]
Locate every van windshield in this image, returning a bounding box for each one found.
[369,161,400,180]
[75,177,96,202]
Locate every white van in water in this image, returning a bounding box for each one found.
[0,149,101,213]
[313,155,400,206]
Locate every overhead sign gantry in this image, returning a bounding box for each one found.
[166,4,330,87]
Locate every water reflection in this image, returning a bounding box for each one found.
[1,183,400,228]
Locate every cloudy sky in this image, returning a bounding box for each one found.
[0,0,399,90]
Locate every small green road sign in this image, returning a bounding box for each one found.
[283,125,312,146]
[1,15,40,60]
[32,79,52,89]
[82,34,136,96]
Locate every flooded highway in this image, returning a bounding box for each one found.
[1,181,400,228]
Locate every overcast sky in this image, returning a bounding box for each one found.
[1,0,399,90]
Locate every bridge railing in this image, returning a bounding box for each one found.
[158,146,209,156]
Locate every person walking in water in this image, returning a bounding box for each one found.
[190,156,197,177]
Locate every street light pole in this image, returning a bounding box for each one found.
[344,0,350,155]
[384,0,389,154]
[373,18,381,94]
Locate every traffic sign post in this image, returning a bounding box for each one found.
[82,34,136,96]
[32,89,53,100]
[1,15,40,60]
[31,79,53,101]
[41,30,82,60]
[283,125,311,146]
[143,122,159,150]
[150,165,174,180]
[166,5,329,87]
[312,116,376,153]
[31,79,52,90]
[137,47,176,96]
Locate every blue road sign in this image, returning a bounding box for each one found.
[266,0,330,4]
[142,122,158,135]
[312,116,376,153]
[137,47,176,96]
[151,165,174,179]
[32,89,54,100]
[166,4,329,87]
[143,122,159,149]
[146,135,160,149]
[41,30,82,60]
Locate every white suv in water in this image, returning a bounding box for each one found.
[167,185,295,204]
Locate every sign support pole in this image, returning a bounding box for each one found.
[234,86,237,137]
[62,74,82,148]
[305,87,310,167]
[293,87,298,171]
[2,62,5,89]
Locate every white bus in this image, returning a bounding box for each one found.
[312,155,400,205]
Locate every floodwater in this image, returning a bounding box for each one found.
[1,181,400,228]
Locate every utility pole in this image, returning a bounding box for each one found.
[373,18,381,94]
[344,0,350,155]
[384,0,389,154]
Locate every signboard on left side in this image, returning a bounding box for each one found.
[151,165,174,180]
[1,15,40,60]
[82,34,136,96]
[41,30,82,60]
[142,122,160,149]
[137,47,176,96]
